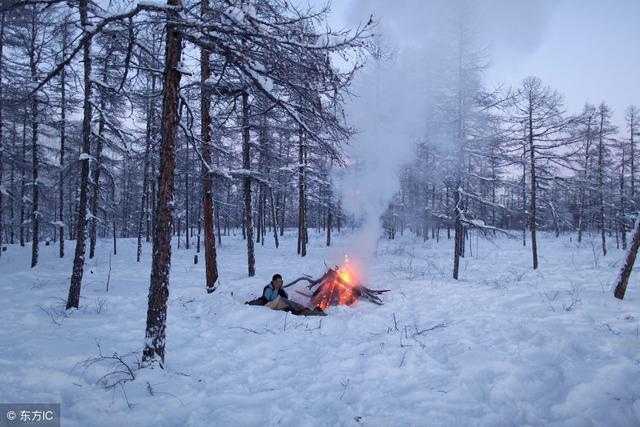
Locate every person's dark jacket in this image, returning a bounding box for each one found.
[263,282,288,302]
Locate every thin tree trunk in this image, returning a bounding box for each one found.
[20,109,26,247]
[66,0,92,309]
[598,110,607,256]
[29,9,39,268]
[522,139,527,247]
[0,13,4,255]
[142,0,183,367]
[298,127,306,257]
[631,109,636,200]
[453,185,462,279]
[58,22,68,258]
[89,99,106,259]
[620,154,627,250]
[528,108,538,269]
[184,144,190,250]
[242,90,255,276]
[326,205,332,247]
[10,122,16,245]
[269,187,279,248]
[200,9,220,290]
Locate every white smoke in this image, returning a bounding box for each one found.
[331,40,428,273]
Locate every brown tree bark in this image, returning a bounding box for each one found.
[614,216,640,300]
[242,90,255,276]
[142,0,183,367]
[200,2,219,291]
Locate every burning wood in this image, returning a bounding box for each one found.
[285,261,389,309]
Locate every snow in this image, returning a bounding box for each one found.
[83,25,97,34]
[78,153,92,162]
[1,231,639,426]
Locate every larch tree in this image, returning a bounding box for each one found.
[508,76,570,270]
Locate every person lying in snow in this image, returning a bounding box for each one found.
[254,273,326,316]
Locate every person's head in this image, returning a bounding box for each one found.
[272,273,283,289]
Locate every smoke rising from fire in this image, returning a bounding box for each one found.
[332,44,427,271]
[330,0,559,271]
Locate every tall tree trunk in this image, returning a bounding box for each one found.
[89,99,106,259]
[620,153,627,250]
[528,107,539,269]
[453,184,462,280]
[631,109,636,200]
[614,215,640,300]
[522,139,527,247]
[142,0,183,368]
[326,204,332,247]
[578,117,592,244]
[20,110,26,247]
[269,187,279,248]
[59,22,68,258]
[598,110,607,256]
[67,0,92,309]
[0,13,4,255]
[10,122,16,244]
[184,140,190,250]
[29,9,39,268]
[121,162,130,237]
[297,127,306,257]
[242,90,255,276]
[200,10,219,291]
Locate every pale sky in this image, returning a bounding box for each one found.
[320,0,640,133]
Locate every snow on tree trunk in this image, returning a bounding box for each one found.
[614,214,640,300]
[142,0,183,368]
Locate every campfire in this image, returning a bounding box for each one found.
[286,257,389,308]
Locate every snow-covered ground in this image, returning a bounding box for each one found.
[1,230,640,427]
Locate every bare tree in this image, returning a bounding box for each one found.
[509,76,569,269]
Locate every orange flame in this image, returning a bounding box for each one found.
[312,255,359,309]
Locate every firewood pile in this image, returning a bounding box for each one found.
[285,267,389,309]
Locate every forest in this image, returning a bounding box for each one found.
[0,0,639,426]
